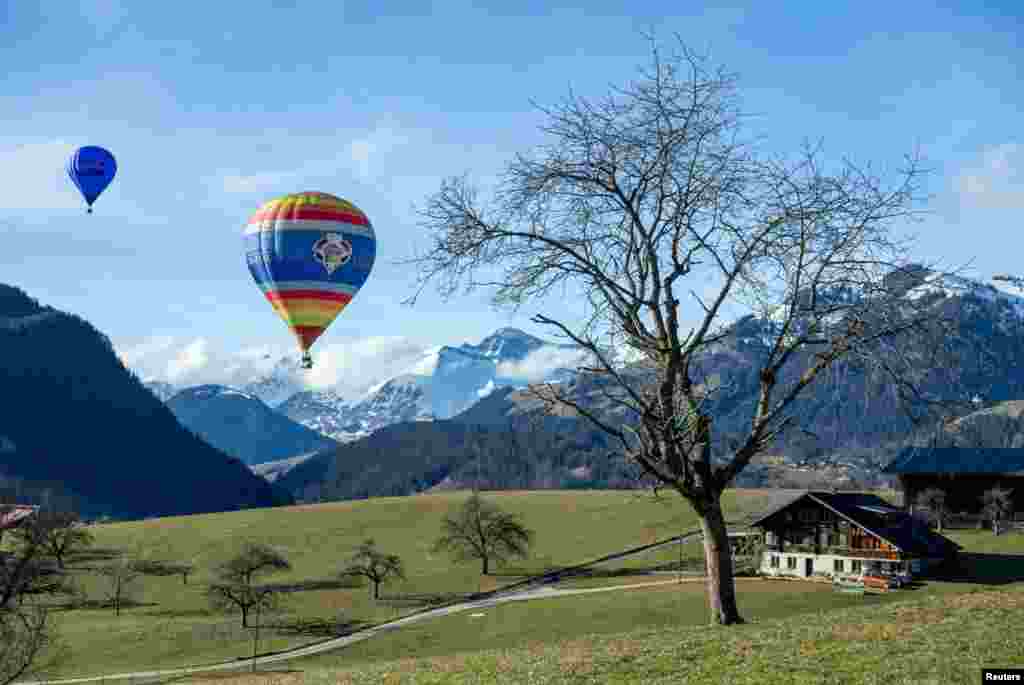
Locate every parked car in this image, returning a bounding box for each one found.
[863,574,898,590]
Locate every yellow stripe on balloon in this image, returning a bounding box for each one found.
[274,306,347,328]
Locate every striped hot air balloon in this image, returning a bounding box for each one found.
[244,192,376,369]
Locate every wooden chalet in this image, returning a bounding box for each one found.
[749,491,960,579]
[883,447,1024,515]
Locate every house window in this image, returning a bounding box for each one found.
[834,559,844,572]
[828,533,839,547]
[821,509,834,522]
[798,509,816,522]
[770,555,779,568]
[851,560,862,573]
[765,531,775,546]
[787,556,797,570]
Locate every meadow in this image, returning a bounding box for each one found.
[173,583,1024,685]
[23,489,780,678]
[18,488,1022,682]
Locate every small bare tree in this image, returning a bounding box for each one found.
[981,486,1014,535]
[405,35,945,624]
[95,554,142,617]
[340,539,406,600]
[915,488,949,532]
[433,493,534,575]
[12,512,92,570]
[206,542,290,628]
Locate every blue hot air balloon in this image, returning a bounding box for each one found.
[67,146,117,214]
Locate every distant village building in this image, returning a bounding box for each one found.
[748,491,959,579]
[0,504,38,531]
[882,447,1024,515]
[0,504,39,545]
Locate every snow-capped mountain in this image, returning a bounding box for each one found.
[331,328,585,434]
[140,328,587,442]
[277,389,369,443]
[225,327,584,441]
[239,356,307,408]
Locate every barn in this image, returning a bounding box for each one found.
[882,447,1024,516]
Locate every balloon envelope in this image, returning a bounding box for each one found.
[67,146,117,212]
[244,192,376,361]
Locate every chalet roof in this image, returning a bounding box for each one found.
[750,491,961,557]
[883,447,1024,475]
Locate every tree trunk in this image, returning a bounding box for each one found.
[241,606,249,628]
[696,495,744,625]
[482,556,489,576]
[373,581,380,600]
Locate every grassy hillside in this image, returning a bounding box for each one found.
[203,584,1024,685]
[25,489,784,678]
[21,488,1020,682]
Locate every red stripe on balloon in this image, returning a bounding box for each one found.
[265,290,352,304]
[249,207,370,225]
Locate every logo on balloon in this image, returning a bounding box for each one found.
[312,233,353,275]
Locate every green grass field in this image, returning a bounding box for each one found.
[16,488,1023,682]
[194,583,1023,685]
[23,489,784,679]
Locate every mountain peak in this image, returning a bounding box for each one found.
[172,384,258,403]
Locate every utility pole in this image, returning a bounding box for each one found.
[678,527,683,583]
[251,600,261,672]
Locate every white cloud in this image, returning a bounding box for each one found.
[116,334,432,401]
[166,339,210,384]
[0,140,81,210]
[299,336,429,395]
[955,143,1024,210]
[114,335,175,372]
[496,346,590,382]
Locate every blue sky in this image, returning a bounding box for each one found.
[1,1,1021,394]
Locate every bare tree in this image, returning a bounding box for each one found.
[12,512,92,570]
[915,488,949,532]
[206,542,290,628]
[405,35,942,624]
[0,512,76,684]
[982,486,1014,535]
[433,493,534,575]
[339,539,406,600]
[95,554,142,617]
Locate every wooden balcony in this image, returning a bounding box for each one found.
[764,545,901,560]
